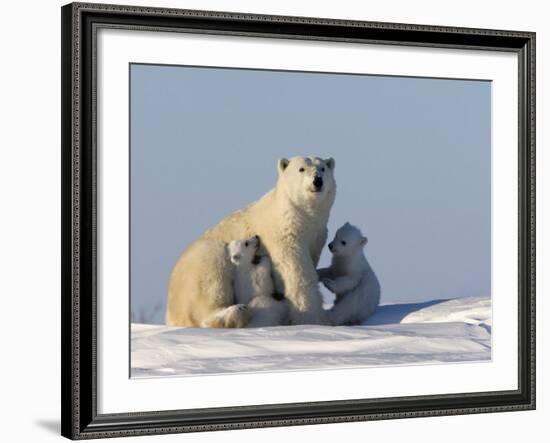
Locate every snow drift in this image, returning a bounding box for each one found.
[131,295,491,377]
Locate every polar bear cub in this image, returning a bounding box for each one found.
[318,223,380,325]
[228,236,289,328]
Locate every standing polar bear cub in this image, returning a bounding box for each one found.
[318,223,381,325]
[166,156,336,327]
[228,236,289,328]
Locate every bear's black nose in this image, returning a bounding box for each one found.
[328,242,334,252]
[313,176,323,189]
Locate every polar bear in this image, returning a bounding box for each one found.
[166,156,336,327]
[317,223,381,325]
[227,236,289,327]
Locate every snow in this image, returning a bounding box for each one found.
[131,296,491,378]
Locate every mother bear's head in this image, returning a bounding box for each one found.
[277,156,336,210]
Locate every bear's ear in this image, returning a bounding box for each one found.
[344,221,351,227]
[324,157,335,170]
[278,158,290,173]
[231,253,242,263]
[361,236,368,246]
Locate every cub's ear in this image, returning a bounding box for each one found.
[324,157,335,170]
[361,236,368,246]
[231,253,241,263]
[278,158,290,174]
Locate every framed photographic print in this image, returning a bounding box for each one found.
[61,2,536,439]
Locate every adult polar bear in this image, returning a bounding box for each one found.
[166,156,336,327]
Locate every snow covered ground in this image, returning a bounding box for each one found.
[131,296,491,378]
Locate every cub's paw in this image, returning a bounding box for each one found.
[204,304,251,328]
[226,304,251,328]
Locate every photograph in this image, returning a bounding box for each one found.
[3,0,546,441]
[129,63,492,377]
[59,2,536,438]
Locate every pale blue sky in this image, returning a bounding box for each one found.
[130,64,491,324]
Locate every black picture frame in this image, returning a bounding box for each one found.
[61,2,536,439]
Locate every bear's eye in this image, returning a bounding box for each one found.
[341,241,347,246]
[245,241,249,247]
[299,167,305,172]
[321,167,325,172]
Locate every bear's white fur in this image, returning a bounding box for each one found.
[318,223,381,325]
[228,236,289,327]
[166,156,336,327]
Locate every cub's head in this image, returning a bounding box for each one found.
[228,235,260,267]
[328,222,367,257]
[277,156,336,209]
